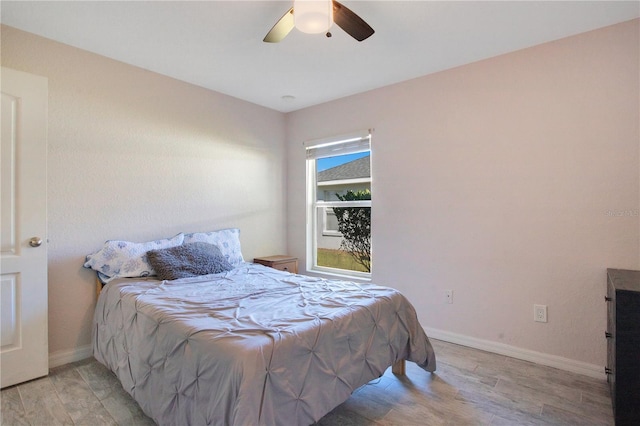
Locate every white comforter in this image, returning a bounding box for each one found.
[93,263,436,425]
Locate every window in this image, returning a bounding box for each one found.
[306,132,371,278]
[322,208,341,237]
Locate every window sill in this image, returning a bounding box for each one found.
[306,266,371,282]
[321,231,342,237]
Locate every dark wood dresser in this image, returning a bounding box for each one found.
[606,268,640,425]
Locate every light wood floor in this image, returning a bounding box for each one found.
[1,339,613,425]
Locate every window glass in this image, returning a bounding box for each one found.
[306,134,371,277]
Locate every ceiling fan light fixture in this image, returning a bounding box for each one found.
[264,0,373,43]
[294,0,333,34]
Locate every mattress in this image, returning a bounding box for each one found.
[93,263,436,425]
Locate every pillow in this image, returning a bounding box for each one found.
[84,233,184,282]
[147,242,234,280]
[183,228,244,266]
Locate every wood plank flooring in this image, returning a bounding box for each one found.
[0,339,613,425]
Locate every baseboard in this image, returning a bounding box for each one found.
[424,327,605,380]
[48,344,93,368]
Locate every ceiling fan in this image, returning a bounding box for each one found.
[264,0,374,43]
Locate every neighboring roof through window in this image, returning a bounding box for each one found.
[318,155,371,182]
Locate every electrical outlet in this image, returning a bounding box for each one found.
[534,304,547,323]
[445,290,453,304]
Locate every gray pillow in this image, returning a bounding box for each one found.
[147,242,234,280]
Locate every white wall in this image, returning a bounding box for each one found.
[286,19,640,368]
[1,25,288,358]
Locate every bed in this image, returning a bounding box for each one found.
[87,229,436,425]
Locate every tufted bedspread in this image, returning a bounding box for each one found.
[93,263,436,425]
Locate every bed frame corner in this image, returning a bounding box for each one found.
[96,276,103,297]
[392,359,406,375]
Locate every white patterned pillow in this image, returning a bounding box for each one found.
[84,233,184,282]
[183,228,244,266]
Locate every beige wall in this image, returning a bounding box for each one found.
[1,25,288,357]
[286,19,639,367]
[2,19,638,371]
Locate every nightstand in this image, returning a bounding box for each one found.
[253,255,298,274]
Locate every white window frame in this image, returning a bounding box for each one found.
[305,131,372,279]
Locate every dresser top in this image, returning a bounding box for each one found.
[608,268,640,291]
[254,255,297,263]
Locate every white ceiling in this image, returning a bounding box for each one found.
[2,1,638,112]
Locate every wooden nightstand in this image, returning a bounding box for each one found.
[253,255,298,274]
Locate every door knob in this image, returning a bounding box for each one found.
[29,237,43,247]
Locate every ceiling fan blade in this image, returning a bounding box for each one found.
[332,1,374,42]
[263,7,295,43]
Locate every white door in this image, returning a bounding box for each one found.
[1,67,48,388]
